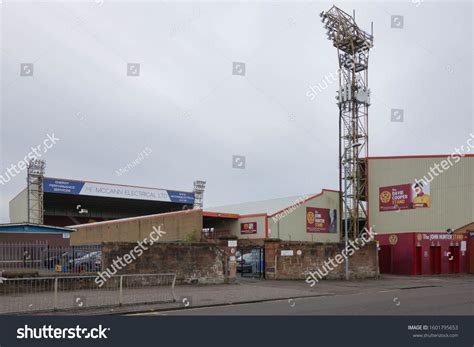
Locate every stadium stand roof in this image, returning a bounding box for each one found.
[206,189,339,216]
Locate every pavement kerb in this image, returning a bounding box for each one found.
[122,293,337,316]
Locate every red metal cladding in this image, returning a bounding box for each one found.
[376,232,469,275]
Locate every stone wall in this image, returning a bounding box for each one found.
[101,242,225,284]
[264,239,379,280]
[101,238,378,285]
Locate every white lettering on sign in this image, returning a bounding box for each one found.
[81,183,171,202]
[423,234,453,241]
[392,191,408,200]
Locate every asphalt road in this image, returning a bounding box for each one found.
[150,280,474,315]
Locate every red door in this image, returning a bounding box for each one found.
[470,237,474,273]
[430,246,441,274]
[430,247,435,274]
[379,245,392,273]
[449,246,454,273]
[449,246,460,273]
[434,247,441,274]
[415,247,423,275]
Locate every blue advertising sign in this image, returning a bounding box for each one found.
[43,178,85,195]
[43,178,195,204]
[167,190,195,204]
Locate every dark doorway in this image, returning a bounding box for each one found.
[430,246,441,274]
[379,245,392,273]
[448,246,460,273]
[415,246,423,275]
[236,247,265,278]
[470,236,474,274]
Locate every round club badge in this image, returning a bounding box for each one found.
[306,211,315,225]
[389,234,398,245]
[380,191,391,204]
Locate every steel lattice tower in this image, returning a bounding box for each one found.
[320,6,373,239]
[193,180,206,209]
[27,159,46,224]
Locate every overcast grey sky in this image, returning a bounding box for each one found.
[0,1,472,223]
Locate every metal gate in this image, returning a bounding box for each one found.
[236,247,265,278]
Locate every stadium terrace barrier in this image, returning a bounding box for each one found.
[201,228,233,241]
[0,242,101,273]
[0,273,176,314]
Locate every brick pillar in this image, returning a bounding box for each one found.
[264,239,281,279]
[219,239,237,284]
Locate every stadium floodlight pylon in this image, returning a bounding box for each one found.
[193,180,206,209]
[27,159,46,224]
[320,6,373,240]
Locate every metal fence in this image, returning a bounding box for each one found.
[0,273,177,314]
[201,228,232,240]
[0,242,101,273]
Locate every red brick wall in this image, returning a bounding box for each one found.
[102,242,225,284]
[265,240,378,280]
[102,240,378,283]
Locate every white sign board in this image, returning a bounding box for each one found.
[82,182,171,201]
[62,233,70,239]
[281,250,294,256]
[461,241,467,252]
[228,240,237,247]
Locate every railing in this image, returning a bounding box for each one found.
[0,273,176,314]
[0,242,101,273]
[201,228,232,240]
